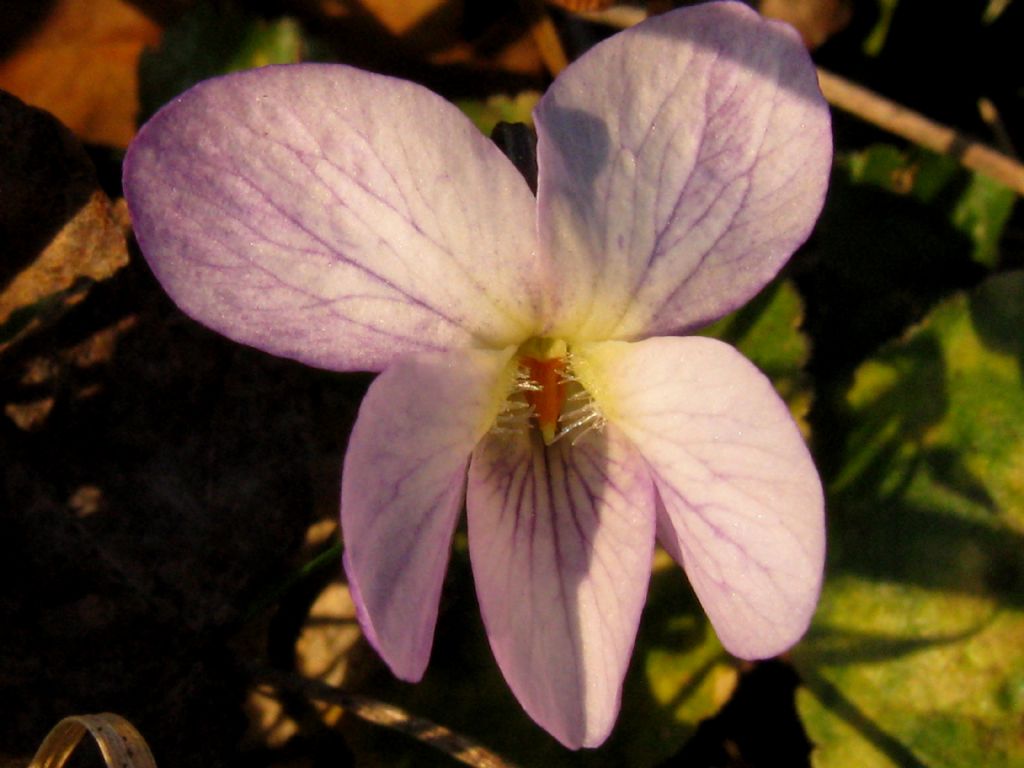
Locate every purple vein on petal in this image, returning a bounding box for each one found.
[124,63,543,371]
[342,347,513,681]
[577,336,824,660]
[147,154,463,355]
[467,427,654,748]
[172,124,486,330]
[535,2,831,342]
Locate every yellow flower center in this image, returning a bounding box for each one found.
[495,338,605,446]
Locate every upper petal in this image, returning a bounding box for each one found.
[535,2,832,341]
[124,64,544,372]
[467,427,655,749]
[342,347,514,681]
[575,336,824,659]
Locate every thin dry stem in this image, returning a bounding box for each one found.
[253,667,522,768]
[817,68,1024,195]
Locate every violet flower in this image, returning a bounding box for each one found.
[123,1,830,749]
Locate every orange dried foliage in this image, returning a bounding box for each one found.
[759,0,851,49]
[545,0,615,10]
[0,192,130,347]
[359,0,453,35]
[0,0,161,147]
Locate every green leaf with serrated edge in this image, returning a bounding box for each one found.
[137,3,303,124]
[793,272,1024,768]
[456,92,541,136]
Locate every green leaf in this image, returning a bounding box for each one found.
[863,0,899,56]
[615,551,738,766]
[951,173,1017,268]
[839,144,1016,268]
[702,278,813,429]
[137,3,303,123]
[456,92,541,136]
[842,144,958,202]
[793,272,1024,768]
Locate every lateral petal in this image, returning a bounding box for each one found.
[124,64,544,372]
[535,2,831,341]
[466,427,655,748]
[575,336,824,659]
[342,347,514,681]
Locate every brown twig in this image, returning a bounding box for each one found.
[252,666,523,768]
[817,68,1024,196]
[977,97,1019,158]
[567,5,1024,197]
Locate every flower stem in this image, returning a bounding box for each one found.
[251,666,523,768]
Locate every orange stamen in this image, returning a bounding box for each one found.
[521,356,566,444]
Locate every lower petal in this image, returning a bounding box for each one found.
[466,426,655,748]
[342,347,514,681]
[575,336,825,659]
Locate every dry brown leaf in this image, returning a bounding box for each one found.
[0,0,161,146]
[243,689,301,751]
[243,520,355,751]
[28,713,157,768]
[5,315,139,430]
[0,191,130,352]
[63,314,139,369]
[358,0,453,36]
[296,581,363,691]
[0,90,131,354]
[4,398,55,430]
[0,192,129,324]
[759,0,852,49]
[545,0,615,11]
[429,32,545,76]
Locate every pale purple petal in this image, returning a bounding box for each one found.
[535,2,832,341]
[124,64,545,372]
[576,337,824,658]
[466,427,655,748]
[342,347,513,680]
